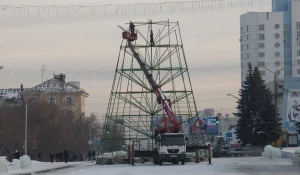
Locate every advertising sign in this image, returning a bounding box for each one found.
[206,117,218,135]
[150,116,182,131]
[287,90,300,122]
[187,116,206,135]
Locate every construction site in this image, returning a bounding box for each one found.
[99,19,211,165]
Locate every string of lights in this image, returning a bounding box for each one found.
[0,61,299,78]
[0,0,269,17]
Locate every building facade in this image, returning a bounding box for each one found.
[240,0,300,144]
[0,74,89,116]
[240,0,300,83]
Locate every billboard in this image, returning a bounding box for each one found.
[150,116,182,131]
[206,117,218,135]
[187,116,206,135]
[187,116,218,135]
[287,90,300,122]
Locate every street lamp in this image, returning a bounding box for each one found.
[20,86,40,155]
[262,64,292,147]
[227,94,240,100]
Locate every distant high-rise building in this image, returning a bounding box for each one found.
[240,0,300,83]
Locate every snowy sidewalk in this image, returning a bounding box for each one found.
[2,161,92,175]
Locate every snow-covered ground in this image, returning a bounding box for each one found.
[39,157,299,175]
[2,161,93,175]
[282,147,300,153]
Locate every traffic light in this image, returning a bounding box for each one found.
[216,116,219,124]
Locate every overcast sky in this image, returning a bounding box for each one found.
[0,0,272,120]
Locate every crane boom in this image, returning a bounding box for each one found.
[127,41,181,134]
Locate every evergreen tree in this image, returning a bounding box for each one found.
[234,63,255,145]
[234,64,282,147]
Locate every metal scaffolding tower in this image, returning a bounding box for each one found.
[101,19,205,153]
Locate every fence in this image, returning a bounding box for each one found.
[281,151,294,160]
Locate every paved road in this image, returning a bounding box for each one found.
[40,157,300,175]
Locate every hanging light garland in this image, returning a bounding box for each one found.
[0,0,271,17]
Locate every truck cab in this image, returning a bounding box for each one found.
[155,133,188,165]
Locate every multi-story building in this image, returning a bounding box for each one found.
[240,0,300,144]
[240,0,300,82]
[0,74,89,116]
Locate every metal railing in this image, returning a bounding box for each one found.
[281,151,294,160]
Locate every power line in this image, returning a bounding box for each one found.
[0,60,299,78]
[0,0,271,16]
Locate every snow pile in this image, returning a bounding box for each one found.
[20,155,32,169]
[292,148,300,167]
[12,159,21,170]
[263,145,281,159]
[0,156,9,173]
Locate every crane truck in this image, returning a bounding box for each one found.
[118,23,188,165]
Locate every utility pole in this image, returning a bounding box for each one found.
[274,75,278,147]
[25,100,28,155]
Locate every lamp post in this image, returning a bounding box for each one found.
[262,65,291,147]
[227,94,240,100]
[21,86,39,155]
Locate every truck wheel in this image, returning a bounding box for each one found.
[181,160,185,165]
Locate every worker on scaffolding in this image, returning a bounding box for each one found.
[150,30,155,46]
[129,22,135,35]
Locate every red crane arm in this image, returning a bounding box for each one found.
[127,41,181,133]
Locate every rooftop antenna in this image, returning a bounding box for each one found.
[41,65,46,84]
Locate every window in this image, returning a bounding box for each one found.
[241,54,243,59]
[275,61,280,66]
[241,27,243,33]
[275,70,280,76]
[275,33,280,38]
[285,61,292,66]
[284,52,291,57]
[241,45,243,50]
[297,41,300,47]
[284,33,289,40]
[297,31,300,38]
[275,52,280,57]
[247,53,250,58]
[284,42,291,48]
[259,71,265,76]
[247,26,249,32]
[49,97,56,105]
[66,97,72,105]
[246,35,249,40]
[297,50,300,56]
[240,36,243,41]
[258,43,265,48]
[275,42,280,48]
[258,62,265,67]
[259,52,265,58]
[259,34,265,40]
[247,44,249,49]
[297,60,300,65]
[297,22,300,30]
[298,69,300,74]
[259,24,265,31]
[275,24,280,29]
[284,24,289,31]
